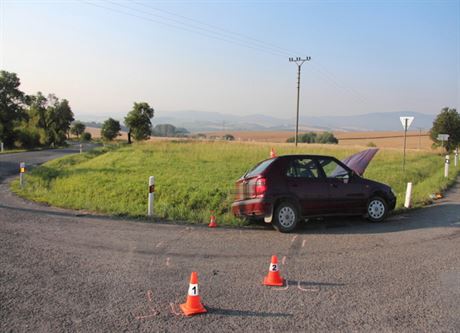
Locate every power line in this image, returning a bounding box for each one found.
[80,0,375,110]
[81,0,289,58]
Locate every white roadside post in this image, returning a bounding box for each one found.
[1,142,4,153]
[444,155,450,178]
[79,143,83,154]
[455,148,458,167]
[148,176,155,217]
[19,162,26,187]
[404,182,412,208]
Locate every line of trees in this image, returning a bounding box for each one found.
[0,70,74,148]
[286,131,338,144]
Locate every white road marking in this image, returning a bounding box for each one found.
[302,239,306,248]
[291,235,298,243]
[155,242,163,248]
[282,256,286,265]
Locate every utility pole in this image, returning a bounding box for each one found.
[417,127,422,150]
[289,56,311,146]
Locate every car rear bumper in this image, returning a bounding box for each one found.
[232,198,273,218]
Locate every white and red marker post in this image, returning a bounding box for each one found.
[148,176,155,217]
[19,162,26,187]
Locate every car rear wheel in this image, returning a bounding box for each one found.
[366,196,388,222]
[273,202,299,233]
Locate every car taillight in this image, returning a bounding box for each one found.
[254,177,267,197]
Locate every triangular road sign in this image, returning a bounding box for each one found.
[400,116,414,130]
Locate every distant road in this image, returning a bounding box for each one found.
[0,147,459,331]
[0,143,97,181]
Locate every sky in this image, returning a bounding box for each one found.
[1,0,459,122]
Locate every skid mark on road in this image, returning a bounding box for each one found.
[169,302,182,316]
[133,290,160,320]
[297,281,320,292]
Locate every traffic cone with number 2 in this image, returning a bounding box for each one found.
[180,272,207,316]
[263,255,284,286]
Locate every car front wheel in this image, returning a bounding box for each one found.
[273,201,299,233]
[366,196,388,222]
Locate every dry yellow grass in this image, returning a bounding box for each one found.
[206,130,433,150]
[83,127,436,151]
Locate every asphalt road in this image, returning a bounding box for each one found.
[1,148,459,332]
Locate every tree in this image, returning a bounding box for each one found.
[124,102,154,143]
[430,107,460,152]
[223,134,235,141]
[101,118,121,141]
[23,92,74,146]
[70,121,86,138]
[316,131,338,144]
[0,71,25,147]
[286,131,338,144]
[152,124,176,137]
[81,132,92,141]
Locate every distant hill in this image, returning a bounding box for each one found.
[78,111,435,132]
[152,111,434,132]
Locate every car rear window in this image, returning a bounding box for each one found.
[245,159,275,178]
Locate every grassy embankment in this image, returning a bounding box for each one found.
[11,141,459,225]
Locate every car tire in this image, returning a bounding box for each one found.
[366,196,388,222]
[273,201,299,233]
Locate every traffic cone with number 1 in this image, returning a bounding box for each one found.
[263,255,284,286]
[180,272,207,316]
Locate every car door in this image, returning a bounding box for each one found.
[317,157,367,214]
[284,157,329,216]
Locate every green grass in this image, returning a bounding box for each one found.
[11,141,459,225]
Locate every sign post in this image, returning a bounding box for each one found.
[455,148,458,167]
[437,134,449,152]
[400,116,414,171]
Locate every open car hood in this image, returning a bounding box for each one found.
[341,148,379,176]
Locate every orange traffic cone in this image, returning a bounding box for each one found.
[263,255,284,286]
[180,272,207,316]
[270,148,277,158]
[208,212,217,228]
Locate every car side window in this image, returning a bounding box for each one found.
[319,158,350,180]
[286,158,319,179]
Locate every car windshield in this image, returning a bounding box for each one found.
[245,159,275,178]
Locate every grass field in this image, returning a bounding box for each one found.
[11,141,459,225]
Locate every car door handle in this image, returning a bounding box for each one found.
[330,183,338,188]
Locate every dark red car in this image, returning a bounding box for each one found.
[232,149,396,232]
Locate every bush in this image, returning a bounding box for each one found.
[81,132,92,141]
[367,142,377,147]
[286,131,338,144]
